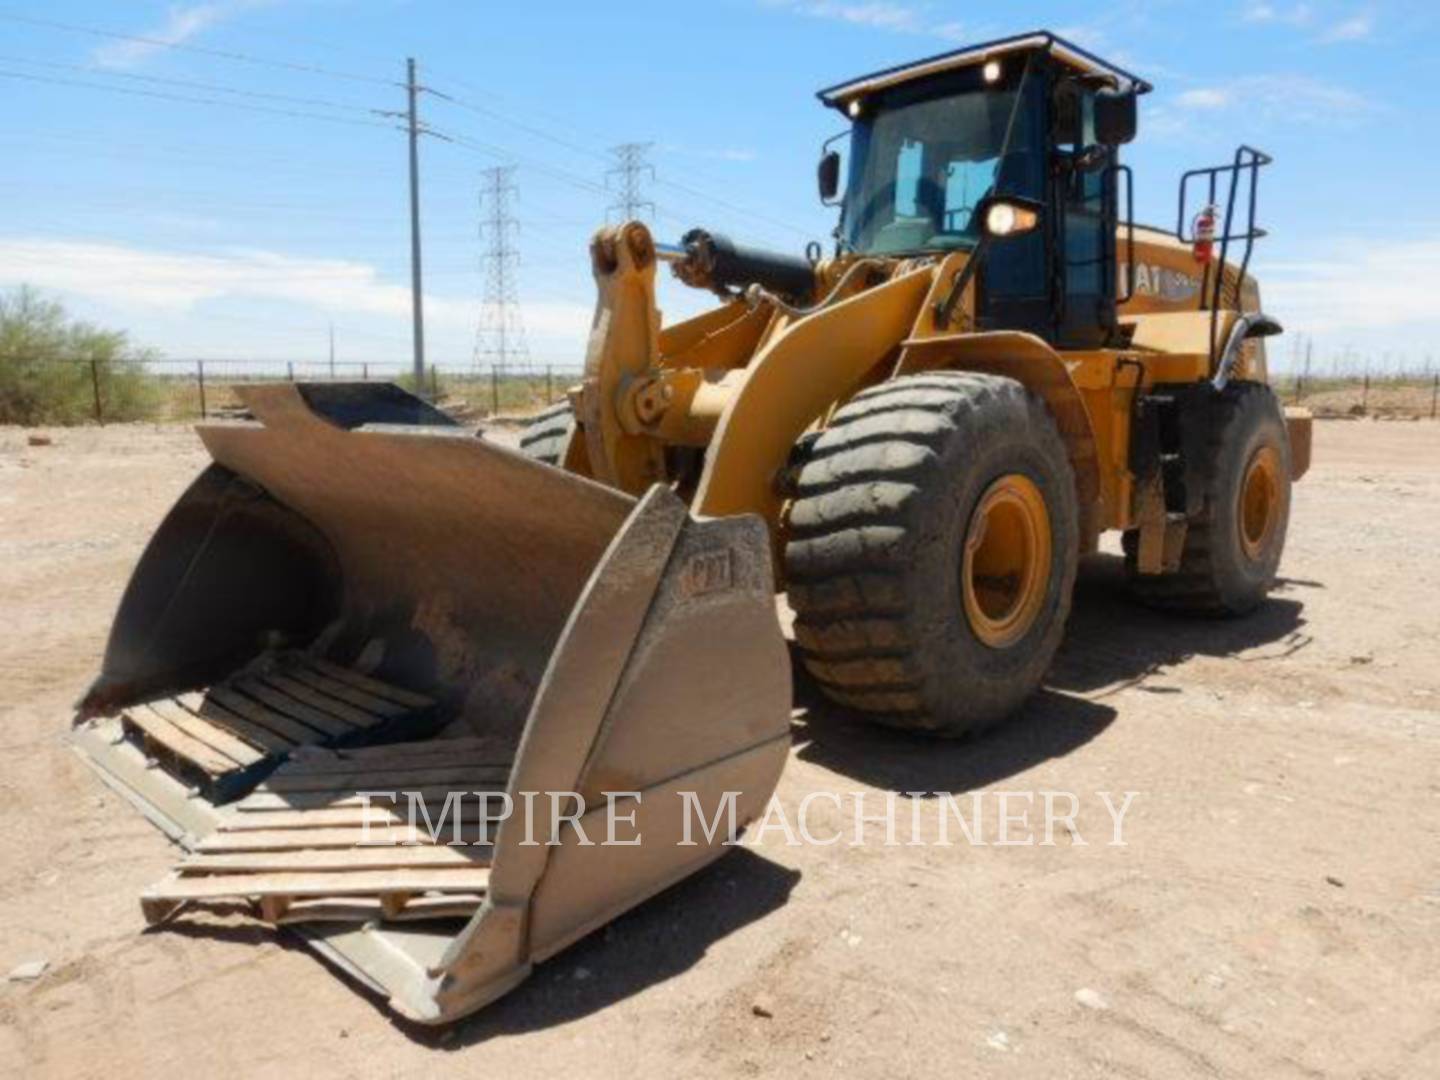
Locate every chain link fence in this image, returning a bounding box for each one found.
[1275,372,1440,420]
[6,356,1439,426]
[0,357,581,425]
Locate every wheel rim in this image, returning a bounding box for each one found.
[961,474,1052,649]
[1238,445,1282,561]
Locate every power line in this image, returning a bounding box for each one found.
[0,69,395,130]
[418,66,616,150]
[441,131,609,197]
[419,72,814,243]
[607,143,655,222]
[654,177,815,240]
[422,86,610,165]
[473,166,529,374]
[0,53,382,115]
[7,61,807,248]
[0,11,396,86]
[7,7,818,243]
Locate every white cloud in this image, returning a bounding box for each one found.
[93,2,270,69]
[1243,4,1375,43]
[705,148,759,162]
[0,237,416,314]
[792,2,923,33]
[1172,74,1365,123]
[1318,13,1373,42]
[1262,236,1440,337]
[0,237,591,343]
[1139,104,1188,139]
[1177,88,1231,109]
[763,1,965,42]
[1022,22,1158,80]
[1242,3,1314,26]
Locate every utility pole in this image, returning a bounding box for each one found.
[474,165,529,376]
[328,320,335,379]
[607,142,655,222]
[406,57,426,391]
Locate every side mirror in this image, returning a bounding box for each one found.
[977,195,1043,241]
[817,150,841,203]
[1095,86,1138,145]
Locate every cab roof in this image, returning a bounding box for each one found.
[817,30,1154,110]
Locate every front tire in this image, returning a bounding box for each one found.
[518,401,575,466]
[784,372,1079,736]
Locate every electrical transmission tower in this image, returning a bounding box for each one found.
[607,142,655,222]
[473,165,529,374]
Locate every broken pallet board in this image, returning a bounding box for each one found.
[142,737,509,926]
[117,652,442,805]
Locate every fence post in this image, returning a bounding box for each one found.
[196,360,207,420]
[90,357,103,424]
[362,362,369,382]
[1432,373,1438,420]
[287,361,295,383]
[430,364,439,400]
[546,365,553,404]
[1362,371,1370,415]
[491,366,500,415]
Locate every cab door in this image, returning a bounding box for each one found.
[1053,84,1119,347]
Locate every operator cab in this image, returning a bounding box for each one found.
[817,31,1150,349]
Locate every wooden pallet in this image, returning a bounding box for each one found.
[141,737,511,925]
[119,653,439,804]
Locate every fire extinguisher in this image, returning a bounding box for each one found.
[1192,203,1219,264]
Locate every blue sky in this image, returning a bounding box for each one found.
[2,0,1436,373]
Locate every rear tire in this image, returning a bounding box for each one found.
[518,401,575,466]
[1125,382,1291,615]
[784,372,1079,736]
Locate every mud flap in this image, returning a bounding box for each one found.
[1284,407,1312,481]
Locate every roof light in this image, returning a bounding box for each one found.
[983,59,1003,84]
[847,98,864,119]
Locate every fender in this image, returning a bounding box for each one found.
[693,263,935,528]
[894,330,1103,546]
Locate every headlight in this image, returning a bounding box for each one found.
[986,202,1018,236]
[984,200,1040,238]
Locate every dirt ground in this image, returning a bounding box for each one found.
[1,418,1437,1078]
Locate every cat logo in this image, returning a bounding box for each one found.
[1120,263,1201,303]
[681,548,734,597]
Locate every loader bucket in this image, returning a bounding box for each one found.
[73,382,792,1024]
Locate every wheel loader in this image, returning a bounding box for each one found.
[73,30,1310,1024]
[525,30,1311,731]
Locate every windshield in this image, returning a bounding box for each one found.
[842,86,1033,256]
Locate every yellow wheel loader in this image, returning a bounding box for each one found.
[75,30,1310,1024]
[526,30,1310,733]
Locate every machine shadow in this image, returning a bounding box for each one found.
[420,849,799,1048]
[1049,553,1311,696]
[791,552,1310,793]
[792,679,1116,795]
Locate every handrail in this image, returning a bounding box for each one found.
[1176,145,1273,371]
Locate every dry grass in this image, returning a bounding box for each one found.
[151,371,573,423]
[1274,375,1440,419]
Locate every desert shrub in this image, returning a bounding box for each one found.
[394,364,449,400]
[0,287,161,424]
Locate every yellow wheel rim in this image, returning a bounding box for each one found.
[961,473,1052,649]
[1238,445,1282,561]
